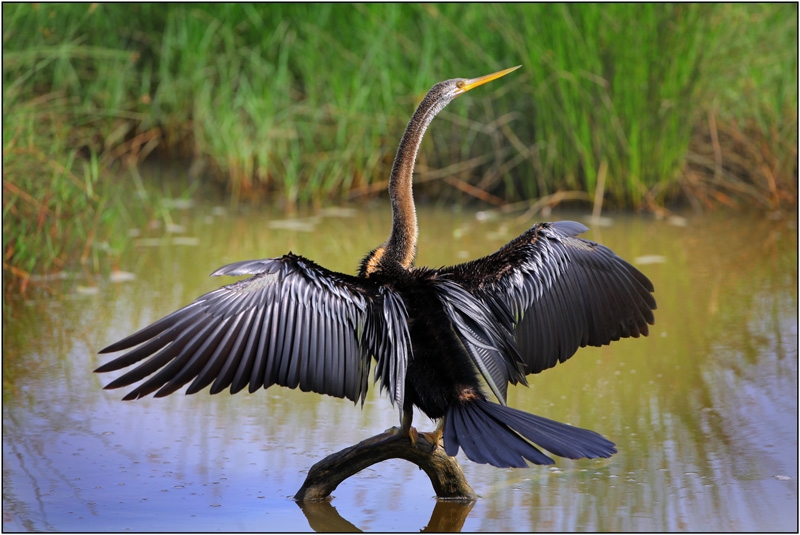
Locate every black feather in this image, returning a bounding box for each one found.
[444,399,556,467]
[444,398,615,467]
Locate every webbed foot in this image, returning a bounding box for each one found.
[419,428,443,448]
[367,411,438,448]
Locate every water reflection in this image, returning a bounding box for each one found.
[3,203,796,532]
[297,499,474,532]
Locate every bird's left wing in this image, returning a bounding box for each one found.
[95,253,410,408]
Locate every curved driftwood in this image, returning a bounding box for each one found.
[294,429,476,502]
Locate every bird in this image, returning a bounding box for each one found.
[96,66,656,468]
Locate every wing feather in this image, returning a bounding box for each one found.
[429,276,526,404]
[204,306,256,395]
[442,220,656,376]
[279,291,299,389]
[160,314,240,397]
[96,253,410,406]
[220,304,269,394]
[123,315,219,400]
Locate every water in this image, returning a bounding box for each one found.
[3,200,797,532]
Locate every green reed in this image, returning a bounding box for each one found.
[495,4,711,205]
[2,3,796,290]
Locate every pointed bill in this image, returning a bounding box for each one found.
[455,65,521,95]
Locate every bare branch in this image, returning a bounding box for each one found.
[294,430,476,502]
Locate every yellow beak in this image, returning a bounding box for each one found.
[455,65,521,95]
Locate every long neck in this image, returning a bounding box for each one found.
[384,92,446,269]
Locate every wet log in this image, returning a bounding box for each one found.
[294,429,476,502]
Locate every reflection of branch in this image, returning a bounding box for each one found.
[294,430,476,501]
[297,494,476,532]
[422,500,476,532]
[297,501,361,532]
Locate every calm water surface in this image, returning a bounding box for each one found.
[3,200,797,532]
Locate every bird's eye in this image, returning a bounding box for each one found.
[456,80,465,89]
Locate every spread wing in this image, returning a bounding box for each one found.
[441,220,656,378]
[95,253,411,408]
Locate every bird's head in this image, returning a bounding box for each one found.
[414,65,521,125]
[427,65,521,106]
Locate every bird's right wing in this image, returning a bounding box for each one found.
[95,253,411,408]
[441,220,656,378]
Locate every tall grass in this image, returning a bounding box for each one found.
[497,4,713,205]
[683,4,798,210]
[3,3,796,291]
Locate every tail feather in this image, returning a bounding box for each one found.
[480,402,616,460]
[454,401,534,467]
[445,401,552,467]
[445,403,495,465]
[444,399,616,468]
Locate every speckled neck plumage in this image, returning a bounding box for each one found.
[381,89,447,271]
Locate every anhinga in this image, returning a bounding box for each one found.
[96,66,656,468]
